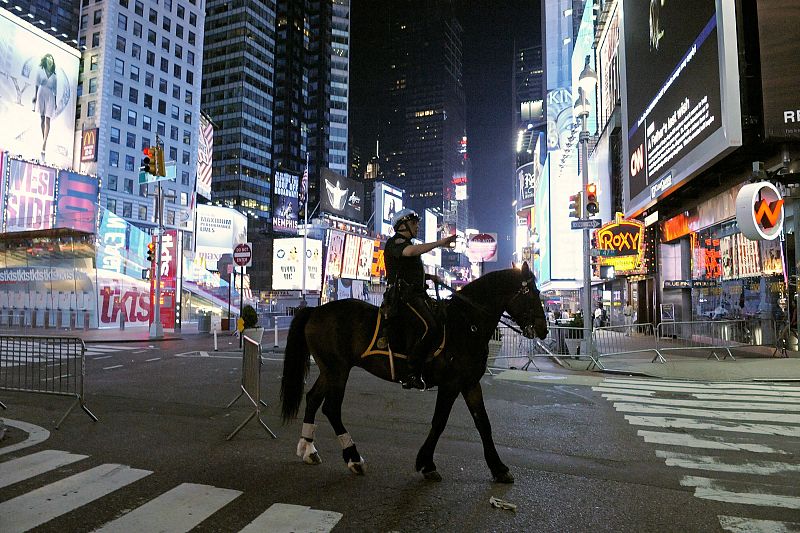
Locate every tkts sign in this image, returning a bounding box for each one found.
[594,213,646,275]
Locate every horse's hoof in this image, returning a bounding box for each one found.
[348,460,367,475]
[422,470,442,482]
[305,452,322,465]
[493,471,514,484]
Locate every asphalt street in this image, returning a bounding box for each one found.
[1,335,799,532]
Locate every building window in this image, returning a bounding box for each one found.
[135,1,143,16]
[128,109,137,126]
[107,198,117,213]
[130,65,139,82]
[163,16,171,32]
[107,175,118,191]
[129,87,138,104]
[180,192,188,206]
[114,58,125,76]
[143,115,151,131]
[183,111,192,125]
[109,151,119,168]
[172,85,180,99]
[165,0,173,11]
[125,155,135,171]
[139,184,148,197]
[116,35,126,53]
[145,71,154,87]
[119,0,129,8]
[110,127,120,144]
[148,29,156,45]
[181,171,190,186]
[138,205,148,220]
[79,35,86,48]
[86,100,96,117]
[144,94,152,109]
[186,70,193,84]
[181,150,190,164]
[131,43,140,59]
[159,79,167,94]
[141,137,150,149]
[124,179,134,194]
[133,21,142,38]
[173,64,181,79]
[170,125,178,140]
[123,202,132,218]
[166,210,175,225]
[126,132,136,148]
[184,90,192,105]
[93,10,102,25]
[160,58,169,73]
[187,51,194,66]
[91,32,100,47]
[183,130,191,145]
[158,100,166,114]
[177,4,184,18]
[149,8,157,24]
[81,14,88,28]
[171,104,179,120]
[157,121,166,136]
[189,12,196,26]
[113,81,123,97]
[161,37,170,53]
[174,43,183,59]
[88,77,97,93]
[169,147,178,161]
[112,104,122,120]
[117,13,127,31]
[89,55,99,71]
[188,31,195,46]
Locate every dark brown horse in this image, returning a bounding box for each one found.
[280,263,547,483]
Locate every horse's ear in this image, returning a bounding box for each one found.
[521,261,531,277]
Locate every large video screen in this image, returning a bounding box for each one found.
[622,0,740,214]
[5,159,57,232]
[320,168,364,222]
[0,10,80,168]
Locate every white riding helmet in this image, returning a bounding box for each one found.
[391,208,420,230]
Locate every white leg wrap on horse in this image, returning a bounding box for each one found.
[337,433,355,449]
[296,438,320,464]
[301,422,316,441]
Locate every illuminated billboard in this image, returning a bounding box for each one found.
[341,233,361,279]
[621,0,741,215]
[320,168,364,222]
[55,170,100,233]
[0,10,80,167]
[374,182,404,236]
[272,170,299,234]
[326,229,345,279]
[195,204,248,262]
[196,113,213,199]
[4,159,57,231]
[356,236,373,281]
[272,237,323,291]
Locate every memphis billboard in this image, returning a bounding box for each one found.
[0,9,80,168]
[621,0,741,215]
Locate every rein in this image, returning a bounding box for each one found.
[433,280,528,336]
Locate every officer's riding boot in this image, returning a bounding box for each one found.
[402,354,426,390]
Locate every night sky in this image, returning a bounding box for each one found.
[350,1,541,270]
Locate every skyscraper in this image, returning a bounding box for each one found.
[202,0,349,289]
[383,0,466,220]
[75,0,205,241]
[514,43,544,167]
[6,0,80,43]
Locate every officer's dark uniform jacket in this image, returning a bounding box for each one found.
[383,233,439,376]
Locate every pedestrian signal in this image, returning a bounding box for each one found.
[142,147,155,175]
[568,191,583,219]
[586,183,599,215]
[146,241,156,263]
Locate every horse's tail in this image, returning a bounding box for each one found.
[280,306,314,423]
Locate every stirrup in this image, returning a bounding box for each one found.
[402,375,426,390]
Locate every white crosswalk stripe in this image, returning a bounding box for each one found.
[0,449,343,532]
[594,377,800,530]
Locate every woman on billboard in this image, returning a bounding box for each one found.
[31,53,57,158]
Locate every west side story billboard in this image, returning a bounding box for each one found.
[621,0,741,216]
[0,9,80,168]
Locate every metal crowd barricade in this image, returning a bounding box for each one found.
[486,325,540,374]
[487,324,603,372]
[226,331,277,440]
[593,323,665,364]
[0,334,97,428]
[655,318,779,360]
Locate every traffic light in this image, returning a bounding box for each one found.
[568,191,583,219]
[146,241,156,263]
[585,182,599,216]
[155,145,166,177]
[142,147,155,175]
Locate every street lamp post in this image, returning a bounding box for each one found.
[574,56,597,355]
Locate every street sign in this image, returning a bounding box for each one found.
[233,242,253,267]
[139,161,177,185]
[571,219,602,230]
[590,248,617,256]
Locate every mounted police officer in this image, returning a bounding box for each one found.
[383,209,457,390]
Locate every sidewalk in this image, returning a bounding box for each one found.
[0,325,188,343]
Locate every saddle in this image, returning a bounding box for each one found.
[361,300,446,382]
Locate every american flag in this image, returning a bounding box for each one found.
[300,166,309,209]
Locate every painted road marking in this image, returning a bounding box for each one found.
[94,483,241,533]
[102,365,123,370]
[681,476,800,510]
[601,393,800,411]
[604,378,800,393]
[597,382,800,397]
[145,357,161,362]
[0,464,152,533]
[623,415,800,438]
[239,503,342,533]
[0,420,50,456]
[93,355,113,360]
[0,450,88,489]
[718,515,800,533]
[638,430,790,454]
[611,402,800,424]
[656,450,800,476]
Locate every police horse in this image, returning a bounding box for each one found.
[280,263,548,483]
